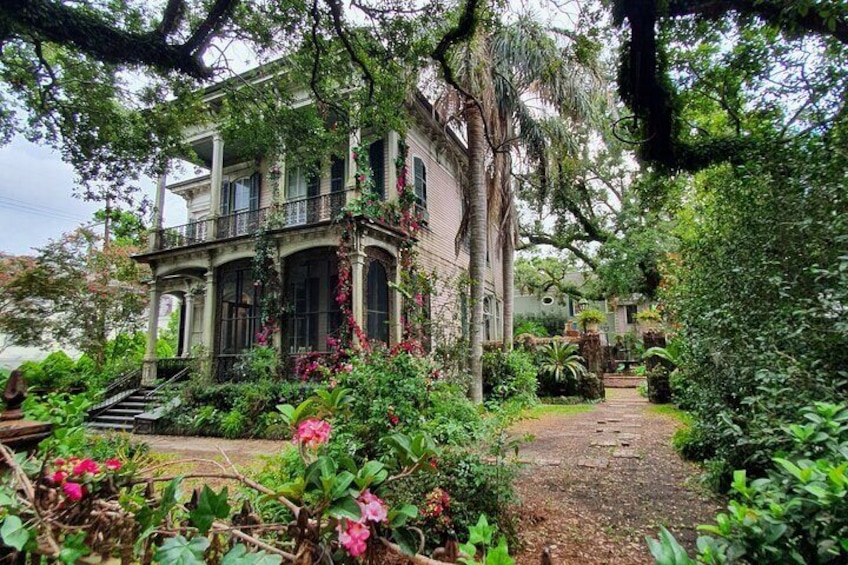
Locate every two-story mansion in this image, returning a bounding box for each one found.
[134,89,505,383]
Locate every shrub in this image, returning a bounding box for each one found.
[647,365,672,404]
[513,312,570,336]
[514,319,550,337]
[481,349,538,406]
[648,402,848,564]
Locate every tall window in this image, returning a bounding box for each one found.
[366,261,389,343]
[369,139,385,199]
[413,157,427,206]
[219,262,261,355]
[330,156,345,193]
[626,305,638,325]
[287,166,320,200]
[289,274,320,352]
[221,173,260,216]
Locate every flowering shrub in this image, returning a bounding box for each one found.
[293,417,332,448]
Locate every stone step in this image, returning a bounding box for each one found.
[107,408,147,416]
[93,414,135,424]
[88,421,133,432]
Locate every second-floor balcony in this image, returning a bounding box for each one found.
[154,190,350,252]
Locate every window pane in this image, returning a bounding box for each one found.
[233,178,251,211]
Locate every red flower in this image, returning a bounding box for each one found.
[51,470,68,484]
[62,482,85,501]
[72,458,99,475]
[104,458,122,471]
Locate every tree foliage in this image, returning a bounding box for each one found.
[3,227,150,370]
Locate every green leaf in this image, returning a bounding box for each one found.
[269,477,305,501]
[153,535,210,565]
[0,515,29,551]
[468,515,494,547]
[485,537,514,565]
[329,495,362,521]
[222,544,283,565]
[330,471,356,500]
[392,526,421,556]
[189,486,231,534]
[388,504,418,527]
[275,404,295,426]
[58,532,90,565]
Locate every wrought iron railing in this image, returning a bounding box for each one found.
[157,220,209,250]
[88,369,141,417]
[154,190,351,252]
[282,191,348,226]
[217,207,268,239]
[144,366,191,401]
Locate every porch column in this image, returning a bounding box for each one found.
[391,262,403,345]
[181,291,194,357]
[347,128,361,197]
[209,132,224,238]
[149,170,167,252]
[274,152,287,205]
[142,280,161,386]
[351,250,366,342]
[202,268,216,354]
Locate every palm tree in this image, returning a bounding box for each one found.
[440,15,603,402]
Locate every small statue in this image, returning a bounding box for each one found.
[1,369,27,420]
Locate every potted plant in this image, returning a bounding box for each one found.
[576,308,605,333]
[635,307,662,330]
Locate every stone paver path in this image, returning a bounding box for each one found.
[510,389,722,565]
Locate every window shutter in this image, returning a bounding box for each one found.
[220,180,231,216]
[369,139,385,199]
[421,160,427,203]
[307,163,320,197]
[249,172,261,211]
[414,158,423,200]
[331,156,345,192]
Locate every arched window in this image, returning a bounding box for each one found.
[366,261,389,343]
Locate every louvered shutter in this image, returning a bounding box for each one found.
[369,139,385,199]
[220,180,231,215]
[249,172,261,211]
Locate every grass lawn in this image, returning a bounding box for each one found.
[647,403,692,425]
[524,403,595,419]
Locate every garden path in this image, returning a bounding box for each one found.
[510,388,722,564]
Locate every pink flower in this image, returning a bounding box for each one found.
[104,459,122,471]
[358,490,388,523]
[294,418,331,448]
[342,363,353,373]
[338,520,370,557]
[72,458,99,475]
[414,293,424,307]
[54,458,65,466]
[51,470,68,484]
[62,482,85,501]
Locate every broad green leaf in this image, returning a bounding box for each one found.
[0,515,29,551]
[222,544,283,565]
[329,495,362,521]
[393,526,421,557]
[388,504,418,527]
[485,537,514,565]
[330,471,356,500]
[468,515,494,547]
[153,535,210,565]
[189,486,231,534]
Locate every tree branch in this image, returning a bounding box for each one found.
[1,0,239,79]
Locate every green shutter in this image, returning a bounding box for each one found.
[249,172,261,211]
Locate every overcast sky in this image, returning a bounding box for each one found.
[0,137,187,256]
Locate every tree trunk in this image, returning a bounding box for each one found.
[467,99,486,404]
[502,208,514,350]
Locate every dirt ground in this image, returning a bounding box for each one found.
[133,388,721,564]
[509,388,722,564]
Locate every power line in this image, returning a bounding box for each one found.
[0,195,92,223]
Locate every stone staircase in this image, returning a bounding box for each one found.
[87,387,163,432]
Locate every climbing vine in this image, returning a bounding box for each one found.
[251,227,283,347]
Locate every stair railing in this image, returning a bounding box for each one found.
[88,369,142,418]
[143,367,191,401]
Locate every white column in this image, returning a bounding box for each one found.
[202,268,216,353]
[181,291,194,357]
[347,128,361,192]
[351,250,366,345]
[209,133,224,238]
[150,171,167,252]
[142,280,161,386]
[391,261,402,345]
